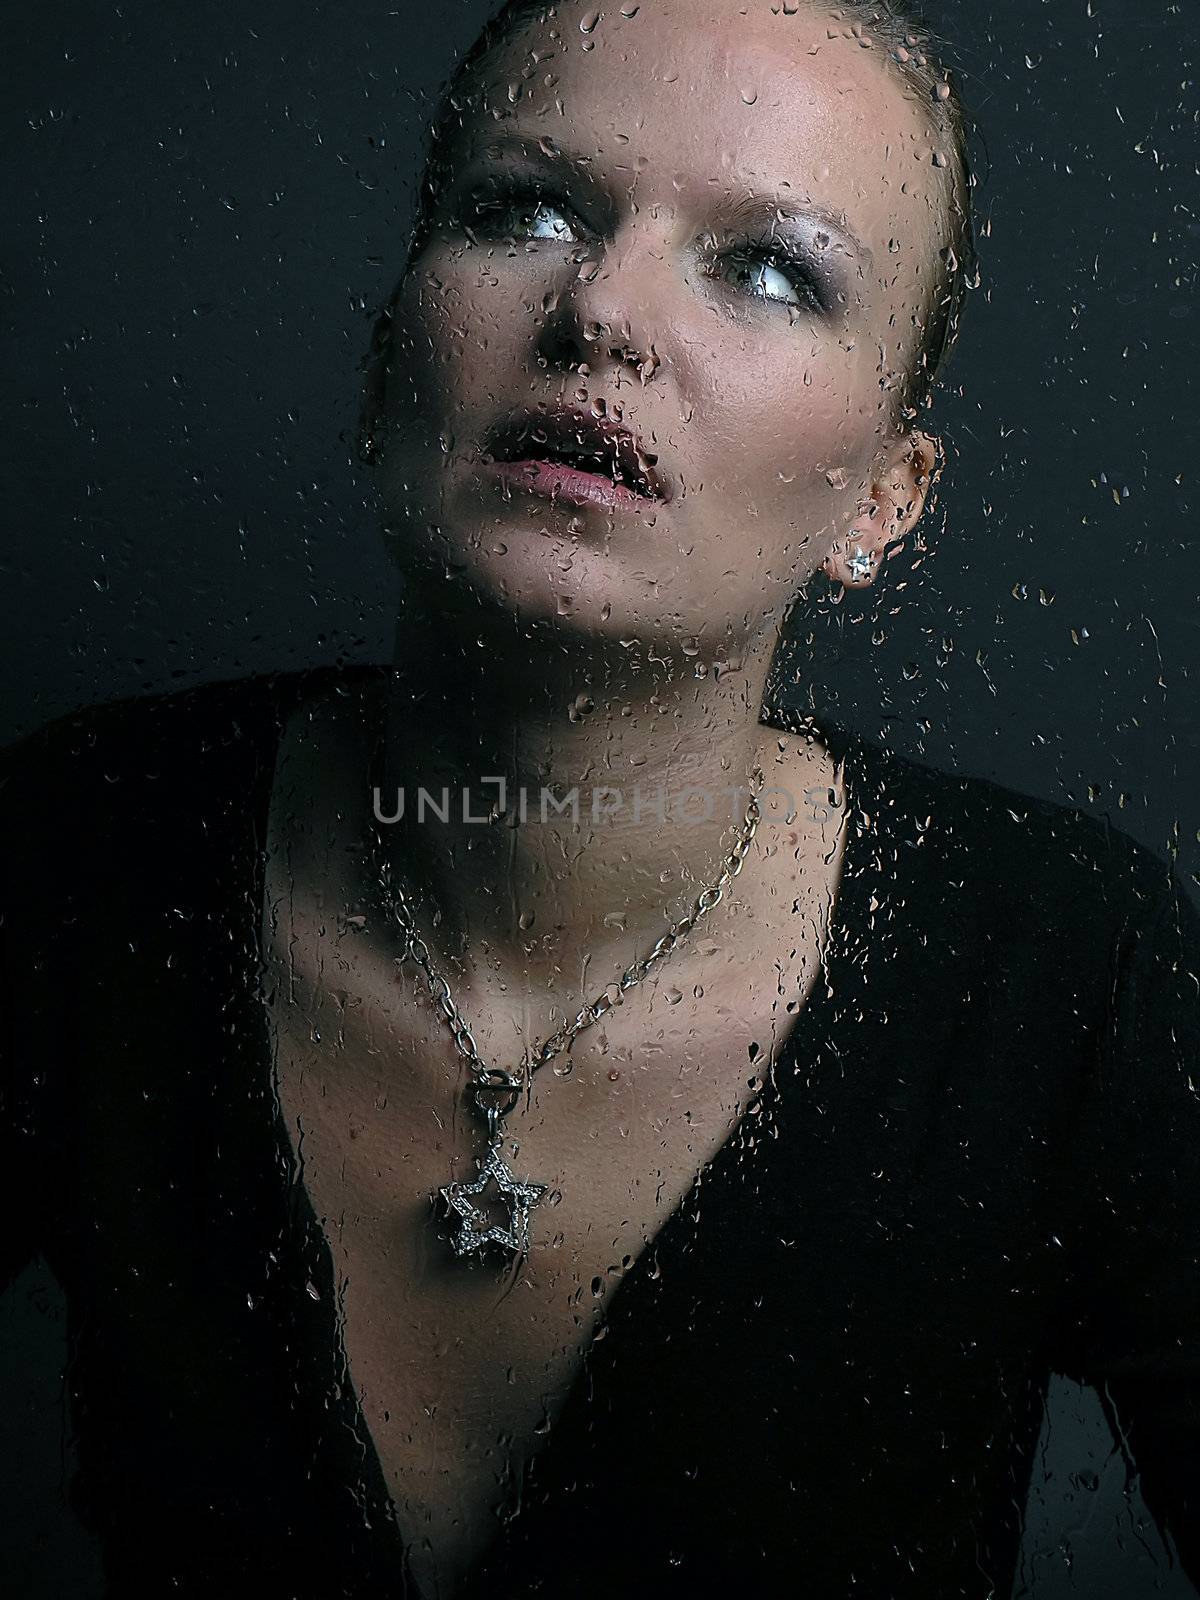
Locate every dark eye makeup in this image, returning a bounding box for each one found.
[714,239,829,315]
[445,170,835,319]
[458,179,587,245]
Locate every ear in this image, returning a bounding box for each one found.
[822,430,940,589]
[357,300,395,466]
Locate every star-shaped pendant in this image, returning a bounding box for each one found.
[437,1139,548,1259]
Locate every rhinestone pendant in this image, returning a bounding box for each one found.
[437,1134,548,1260]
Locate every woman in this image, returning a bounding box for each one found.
[3,1,1198,1596]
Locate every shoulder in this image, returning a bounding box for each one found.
[838,730,1181,952]
[0,663,389,895]
[1,664,385,813]
[3,669,291,791]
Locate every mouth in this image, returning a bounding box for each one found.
[481,408,671,511]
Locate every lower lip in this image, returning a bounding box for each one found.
[484,459,658,512]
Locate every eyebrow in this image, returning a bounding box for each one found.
[458,132,873,271]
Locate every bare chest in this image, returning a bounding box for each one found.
[264,919,821,1594]
[259,690,846,1593]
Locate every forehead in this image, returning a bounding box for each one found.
[460,0,945,272]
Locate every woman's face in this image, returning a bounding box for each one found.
[373,0,947,661]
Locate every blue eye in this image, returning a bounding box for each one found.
[512,200,579,241]
[720,249,821,312]
[468,191,581,244]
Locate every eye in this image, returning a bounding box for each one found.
[718,248,822,313]
[465,188,582,245]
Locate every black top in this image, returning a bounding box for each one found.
[2,665,1199,1599]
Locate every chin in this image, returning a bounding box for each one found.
[395,530,739,674]
[382,460,773,668]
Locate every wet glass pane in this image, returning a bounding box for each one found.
[3,2,1198,1596]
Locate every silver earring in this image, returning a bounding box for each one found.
[848,546,873,582]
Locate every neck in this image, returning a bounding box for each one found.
[370,600,825,988]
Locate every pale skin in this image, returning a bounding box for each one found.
[263,1,950,1594]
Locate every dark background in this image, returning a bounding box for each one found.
[1,1,1197,1594]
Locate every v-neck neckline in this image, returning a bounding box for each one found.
[242,663,899,1594]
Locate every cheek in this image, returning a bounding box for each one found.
[676,325,885,520]
[388,252,551,429]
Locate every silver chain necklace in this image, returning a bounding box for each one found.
[379,766,765,1262]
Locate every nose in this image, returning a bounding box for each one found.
[536,232,666,384]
